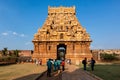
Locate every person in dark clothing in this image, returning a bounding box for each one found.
[54,59,58,71]
[57,59,61,74]
[82,57,87,70]
[57,60,61,70]
[47,59,52,77]
[90,58,96,71]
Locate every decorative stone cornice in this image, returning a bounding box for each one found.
[48,6,75,14]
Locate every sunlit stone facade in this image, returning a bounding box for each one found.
[32,6,92,65]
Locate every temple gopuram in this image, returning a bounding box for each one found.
[32,6,92,65]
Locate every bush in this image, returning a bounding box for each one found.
[0,56,17,64]
[100,53,117,61]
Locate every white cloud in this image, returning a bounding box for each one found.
[12,32,18,35]
[1,31,26,37]
[1,32,8,36]
[20,34,25,37]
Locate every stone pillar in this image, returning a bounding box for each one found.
[34,42,38,53]
[80,42,82,53]
[66,42,73,55]
[51,42,57,59]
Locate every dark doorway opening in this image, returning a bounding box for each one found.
[57,44,66,60]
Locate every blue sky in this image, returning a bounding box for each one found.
[0,0,120,50]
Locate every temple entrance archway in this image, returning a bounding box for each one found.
[57,44,66,60]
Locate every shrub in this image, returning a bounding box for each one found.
[0,56,17,64]
[100,53,117,61]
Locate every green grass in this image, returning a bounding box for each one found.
[87,63,120,80]
[0,63,46,80]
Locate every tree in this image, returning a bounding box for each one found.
[2,48,8,56]
[100,53,117,61]
[13,49,20,57]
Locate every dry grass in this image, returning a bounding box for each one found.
[0,63,46,80]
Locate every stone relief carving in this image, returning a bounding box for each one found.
[33,6,91,42]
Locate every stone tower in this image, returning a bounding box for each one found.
[32,6,92,65]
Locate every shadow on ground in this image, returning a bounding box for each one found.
[13,64,102,80]
[38,65,100,80]
[13,73,41,80]
[38,71,62,80]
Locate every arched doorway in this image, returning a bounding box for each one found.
[57,44,66,60]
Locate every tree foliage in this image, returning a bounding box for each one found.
[2,48,8,56]
[100,53,117,61]
[13,49,20,57]
[0,48,20,64]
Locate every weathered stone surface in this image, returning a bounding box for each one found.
[32,6,92,64]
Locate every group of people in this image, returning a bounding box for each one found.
[35,59,42,66]
[46,57,95,77]
[82,57,96,71]
[47,59,65,77]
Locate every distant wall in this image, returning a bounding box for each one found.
[91,49,120,60]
